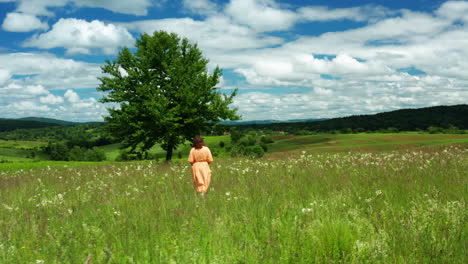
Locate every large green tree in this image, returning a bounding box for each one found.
[98,31,240,160]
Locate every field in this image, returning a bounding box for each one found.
[1,133,467,162]
[0,135,467,263]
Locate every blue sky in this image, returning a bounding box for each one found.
[0,0,467,121]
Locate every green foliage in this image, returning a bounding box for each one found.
[260,135,274,144]
[295,129,311,135]
[218,141,225,148]
[259,142,268,152]
[444,125,463,134]
[230,133,266,158]
[427,126,443,134]
[97,31,239,160]
[43,142,106,161]
[247,144,264,158]
[428,125,465,134]
[0,119,62,132]
[230,129,242,143]
[0,123,109,143]
[115,150,139,161]
[44,142,69,161]
[85,148,107,162]
[238,135,256,146]
[377,127,399,133]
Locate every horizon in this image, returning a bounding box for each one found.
[1,0,467,122]
[2,103,465,123]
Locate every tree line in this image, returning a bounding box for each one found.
[0,119,63,132]
[228,104,468,134]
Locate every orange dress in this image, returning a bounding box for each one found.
[188,146,213,193]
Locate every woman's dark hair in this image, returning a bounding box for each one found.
[192,136,206,149]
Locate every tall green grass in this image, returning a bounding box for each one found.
[0,146,466,263]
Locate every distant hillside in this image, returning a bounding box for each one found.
[0,117,103,132]
[18,117,78,126]
[1,104,466,135]
[0,121,109,143]
[0,119,64,132]
[221,118,327,125]
[232,104,468,132]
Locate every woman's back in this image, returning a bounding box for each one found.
[189,146,213,163]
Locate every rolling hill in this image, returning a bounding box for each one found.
[233,104,468,132]
[0,119,64,132]
[1,104,466,134]
[18,117,79,126]
[0,117,102,132]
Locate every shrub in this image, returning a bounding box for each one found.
[230,129,243,143]
[116,150,139,161]
[260,142,268,152]
[260,136,274,144]
[84,148,106,161]
[238,135,256,147]
[219,141,225,148]
[68,146,85,161]
[44,142,70,161]
[427,126,443,134]
[247,144,264,158]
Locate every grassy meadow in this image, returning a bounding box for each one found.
[0,135,467,263]
[1,133,467,162]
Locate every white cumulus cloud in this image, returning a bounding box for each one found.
[14,0,152,16]
[40,94,64,104]
[24,84,48,95]
[23,18,135,55]
[0,69,10,85]
[182,0,219,16]
[0,52,102,89]
[298,5,395,23]
[11,101,50,112]
[2,12,49,32]
[124,16,283,53]
[64,89,80,103]
[436,0,468,23]
[225,0,296,32]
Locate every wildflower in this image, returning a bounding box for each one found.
[225,192,231,196]
[302,208,312,213]
[114,211,121,216]
[36,260,45,264]
[2,204,14,211]
[375,190,382,196]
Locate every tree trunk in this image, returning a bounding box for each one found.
[165,143,174,161]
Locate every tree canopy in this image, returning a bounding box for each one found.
[97,31,239,160]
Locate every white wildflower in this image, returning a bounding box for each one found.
[2,204,17,211]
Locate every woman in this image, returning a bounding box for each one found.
[188,136,213,198]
